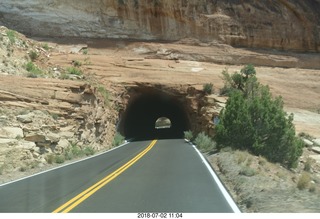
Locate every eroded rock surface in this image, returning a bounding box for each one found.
[0,0,319,51]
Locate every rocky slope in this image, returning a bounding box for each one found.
[0,0,319,52]
[0,27,120,180]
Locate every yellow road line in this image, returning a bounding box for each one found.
[53,139,158,213]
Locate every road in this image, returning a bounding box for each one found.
[0,139,240,213]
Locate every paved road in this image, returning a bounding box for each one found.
[0,139,240,213]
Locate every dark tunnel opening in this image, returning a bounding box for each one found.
[118,90,191,140]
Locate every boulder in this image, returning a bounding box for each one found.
[16,141,37,150]
[311,147,320,154]
[303,138,314,147]
[0,127,24,139]
[24,134,46,143]
[57,139,70,149]
[45,132,60,143]
[313,139,320,146]
[16,114,33,123]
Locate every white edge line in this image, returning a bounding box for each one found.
[0,141,131,187]
[188,140,241,213]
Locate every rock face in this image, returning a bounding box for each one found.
[0,0,319,52]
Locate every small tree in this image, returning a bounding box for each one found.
[216,65,303,168]
[220,65,257,96]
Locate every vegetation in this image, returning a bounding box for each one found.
[184,130,193,141]
[6,30,16,44]
[112,132,125,147]
[203,83,214,94]
[83,146,95,156]
[72,60,82,67]
[42,43,50,51]
[66,67,82,76]
[29,50,39,61]
[215,65,303,168]
[97,86,110,106]
[297,172,311,190]
[194,132,216,152]
[25,61,43,77]
[82,49,88,55]
[239,166,256,177]
[54,155,65,164]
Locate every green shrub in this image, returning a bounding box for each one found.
[42,43,50,51]
[112,132,125,147]
[194,132,216,152]
[67,67,82,76]
[215,65,303,168]
[64,150,74,160]
[6,30,16,44]
[82,49,88,55]
[203,83,214,94]
[29,50,39,61]
[55,155,65,164]
[25,61,43,77]
[184,130,193,141]
[71,145,84,158]
[84,146,95,156]
[72,60,82,67]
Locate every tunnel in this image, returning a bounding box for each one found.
[118,88,191,140]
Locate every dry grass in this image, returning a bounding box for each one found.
[297,172,311,190]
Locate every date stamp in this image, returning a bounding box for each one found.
[137,213,183,218]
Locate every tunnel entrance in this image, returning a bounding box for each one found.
[118,86,191,140]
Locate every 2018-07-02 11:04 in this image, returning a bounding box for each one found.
[137,213,183,218]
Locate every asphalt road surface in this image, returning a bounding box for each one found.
[0,139,240,213]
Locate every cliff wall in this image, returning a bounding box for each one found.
[0,0,319,51]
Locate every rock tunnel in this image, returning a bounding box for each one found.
[117,86,191,140]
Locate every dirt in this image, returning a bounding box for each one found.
[1,31,320,212]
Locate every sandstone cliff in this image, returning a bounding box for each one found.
[0,0,319,52]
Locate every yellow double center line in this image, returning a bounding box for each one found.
[53,139,158,213]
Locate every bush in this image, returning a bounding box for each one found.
[25,61,43,77]
[71,145,84,158]
[6,30,16,44]
[42,43,50,51]
[72,60,82,67]
[46,154,55,164]
[112,132,125,147]
[67,67,82,76]
[29,51,39,61]
[297,172,311,190]
[203,83,214,94]
[239,166,256,177]
[84,146,95,156]
[64,150,74,161]
[184,130,193,141]
[55,155,65,164]
[215,65,303,168]
[194,132,216,152]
